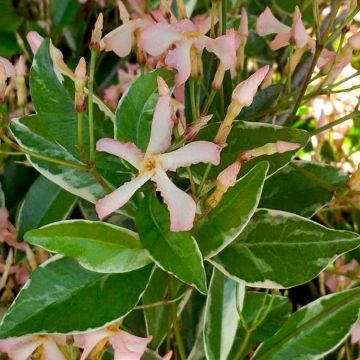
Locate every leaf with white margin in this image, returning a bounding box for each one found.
[252,287,360,360]
[260,160,348,217]
[203,269,241,360]
[25,220,152,273]
[193,162,269,258]
[0,257,152,338]
[136,194,207,294]
[211,209,360,289]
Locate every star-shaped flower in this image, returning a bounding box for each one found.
[96,77,221,231]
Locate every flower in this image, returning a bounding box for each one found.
[139,18,237,85]
[241,141,301,160]
[256,6,311,51]
[0,56,15,78]
[74,325,152,360]
[0,334,66,360]
[96,77,221,231]
[101,1,148,57]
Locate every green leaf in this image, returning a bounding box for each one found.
[51,0,80,31]
[142,268,170,349]
[0,257,152,338]
[212,209,360,288]
[195,120,309,179]
[25,220,151,273]
[0,32,21,57]
[252,288,360,360]
[0,0,23,32]
[194,162,269,258]
[228,292,292,358]
[239,85,283,121]
[17,175,77,239]
[115,69,174,150]
[203,269,239,360]
[136,194,207,294]
[260,161,348,217]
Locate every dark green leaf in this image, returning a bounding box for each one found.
[260,161,348,217]
[136,194,207,294]
[194,162,269,258]
[0,0,22,32]
[0,257,152,337]
[212,209,360,288]
[17,175,77,239]
[25,220,151,273]
[252,288,360,360]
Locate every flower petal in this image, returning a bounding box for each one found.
[292,6,309,48]
[204,30,237,71]
[74,329,111,360]
[160,141,221,172]
[165,40,192,85]
[146,77,174,154]
[349,32,360,51]
[256,7,290,36]
[0,56,14,78]
[269,32,291,50]
[96,173,151,220]
[139,23,182,57]
[110,330,151,360]
[96,138,144,169]
[0,336,42,360]
[154,168,196,231]
[102,20,143,57]
[43,339,67,360]
[217,161,241,189]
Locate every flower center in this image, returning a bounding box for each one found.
[143,156,158,171]
[184,31,201,40]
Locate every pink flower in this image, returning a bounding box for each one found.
[0,335,66,360]
[101,1,149,57]
[139,18,237,84]
[257,6,311,51]
[96,77,221,231]
[349,32,360,51]
[74,326,152,360]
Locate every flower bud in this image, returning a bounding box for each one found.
[236,8,248,72]
[260,67,273,89]
[90,13,104,51]
[0,63,7,104]
[15,55,27,107]
[74,57,87,112]
[186,115,213,140]
[176,0,187,19]
[242,141,300,159]
[160,0,172,19]
[190,46,203,79]
[118,0,130,23]
[27,31,44,54]
[206,161,241,209]
[212,63,225,90]
[348,32,360,51]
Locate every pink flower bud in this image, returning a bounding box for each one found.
[90,13,104,50]
[239,7,248,37]
[349,32,360,51]
[118,0,130,23]
[232,65,269,107]
[27,31,44,54]
[15,55,27,77]
[186,115,213,140]
[75,57,87,80]
[0,56,15,78]
[217,161,241,190]
[260,67,273,89]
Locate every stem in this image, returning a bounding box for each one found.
[168,276,186,360]
[186,167,197,196]
[311,111,360,136]
[234,329,253,360]
[202,89,217,115]
[88,50,97,163]
[189,79,198,121]
[134,293,185,310]
[284,44,323,126]
[77,111,84,152]
[197,163,212,196]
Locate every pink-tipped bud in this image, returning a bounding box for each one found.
[217,161,241,190]
[232,65,269,107]
[186,115,213,140]
[260,67,273,89]
[243,141,300,158]
[75,57,87,112]
[162,350,173,360]
[212,63,225,90]
[239,8,248,37]
[27,31,44,54]
[157,76,170,96]
[90,13,104,50]
[118,0,130,23]
[0,62,7,103]
[15,55,27,77]
[349,32,360,51]
[75,57,87,80]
